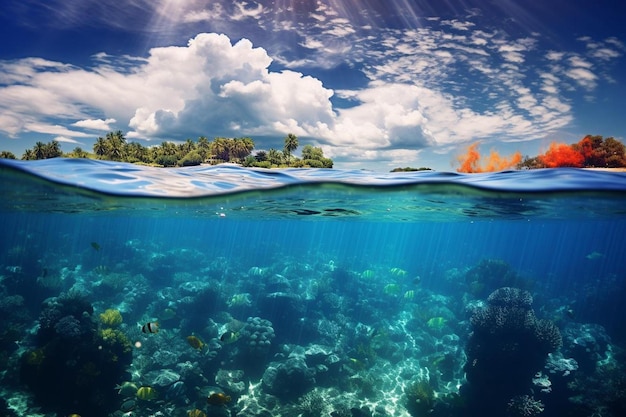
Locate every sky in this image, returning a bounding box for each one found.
[1,0,625,171]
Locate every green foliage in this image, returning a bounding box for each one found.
[155,154,178,167]
[179,150,203,166]
[22,140,63,160]
[283,133,299,161]
[242,155,258,167]
[67,147,89,158]
[5,131,334,168]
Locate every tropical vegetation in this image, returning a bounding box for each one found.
[456,135,626,173]
[1,131,333,168]
[517,135,626,169]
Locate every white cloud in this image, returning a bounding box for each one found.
[54,136,82,144]
[72,118,116,131]
[568,55,592,68]
[565,67,597,90]
[25,122,92,138]
[545,51,564,61]
[441,20,475,31]
[232,1,264,21]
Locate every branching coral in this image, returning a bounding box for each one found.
[463,287,561,416]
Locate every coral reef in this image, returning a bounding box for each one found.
[99,308,123,327]
[19,292,132,417]
[462,287,561,416]
[465,259,529,298]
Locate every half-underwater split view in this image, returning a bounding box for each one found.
[1,159,626,417]
[2,1,626,417]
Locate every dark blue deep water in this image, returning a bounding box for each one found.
[1,159,625,417]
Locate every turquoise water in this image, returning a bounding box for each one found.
[1,158,625,417]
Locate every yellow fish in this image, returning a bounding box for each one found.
[427,317,447,330]
[136,386,157,401]
[186,335,205,350]
[207,392,231,406]
[383,283,400,295]
[361,270,375,279]
[404,290,415,300]
[390,267,407,277]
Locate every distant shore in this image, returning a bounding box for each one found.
[582,167,626,172]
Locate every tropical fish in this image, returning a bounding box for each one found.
[383,283,400,295]
[207,392,231,406]
[361,270,375,279]
[187,409,207,417]
[220,331,239,344]
[116,381,138,397]
[93,265,109,275]
[120,399,137,413]
[413,275,421,285]
[142,321,159,334]
[346,357,365,370]
[404,290,415,300]
[426,317,447,330]
[90,241,101,251]
[186,335,205,350]
[390,267,407,277]
[68,414,82,417]
[248,266,265,276]
[136,386,157,401]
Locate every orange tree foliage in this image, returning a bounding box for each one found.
[539,142,585,168]
[518,135,626,169]
[457,143,522,173]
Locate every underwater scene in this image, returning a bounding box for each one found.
[1,159,626,417]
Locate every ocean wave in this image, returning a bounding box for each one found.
[2,158,626,220]
[2,158,626,197]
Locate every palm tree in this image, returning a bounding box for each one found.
[211,137,231,162]
[125,142,149,163]
[267,148,283,166]
[178,139,196,157]
[44,140,62,158]
[94,137,108,159]
[69,147,88,158]
[107,131,126,161]
[231,137,255,162]
[0,151,16,159]
[33,141,46,160]
[197,136,211,162]
[22,149,35,160]
[283,133,298,164]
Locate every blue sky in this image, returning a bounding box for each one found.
[1,0,625,171]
